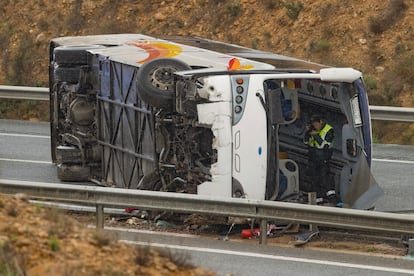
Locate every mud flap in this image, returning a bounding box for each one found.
[343,154,384,209]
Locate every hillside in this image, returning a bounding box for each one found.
[0,193,214,275]
[0,0,413,144]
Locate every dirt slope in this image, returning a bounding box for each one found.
[0,193,215,275]
[0,0,413,143]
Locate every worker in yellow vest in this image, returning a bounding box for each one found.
[304,114,340,206]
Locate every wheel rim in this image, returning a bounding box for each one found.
[149,66,176,91]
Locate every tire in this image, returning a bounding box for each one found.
[136,58,191,110]
[137,171,161,191]
[53,45,104,65]
[57,164,90,182]
[54,66,80,84]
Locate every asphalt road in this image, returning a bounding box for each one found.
[1,119,413,212]
[112,227,414,276]
[372,146,414,212]
[0,119,79,184]
[1,119,414,275]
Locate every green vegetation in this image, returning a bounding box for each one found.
[394,43,406,55]
[310,39,330,53]
[364,75,377,91]
[394,54,414,85]
[225,0,242,17]
[251,38,259,49]
[44,207,72,239]
[35,204,44,213]
[49,236,60,252]
[264,32,273,48]
[284,1,303,20]
[6,208,18,218]
[9,39,41,86]
[371,132,381,144]
[262,0,283,9]
[368,0,407,34]
[0,243,25,275]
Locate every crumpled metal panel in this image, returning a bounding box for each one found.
[343,154,384,209]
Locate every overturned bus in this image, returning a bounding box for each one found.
[49,34,382,209]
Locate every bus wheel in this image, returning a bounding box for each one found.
[137,58,191,111]
[57,164,90,182]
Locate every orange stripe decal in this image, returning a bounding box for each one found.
[128,41,182,64]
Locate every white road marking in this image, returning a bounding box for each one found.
[124,240,414,274]
[1,132,413,167]
[0,158,51,164]
[373,158,414,165]
[0,132,49,139]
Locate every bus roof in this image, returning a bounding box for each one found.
[52,34,274,70]
[51,34,327,72]
[162,36,327,71]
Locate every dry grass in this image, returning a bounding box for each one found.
[0,242,26,276]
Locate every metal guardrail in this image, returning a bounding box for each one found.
[1,85,413,122]
[0,85,49,101]
[0,179,413,246]
[369,105,414,123]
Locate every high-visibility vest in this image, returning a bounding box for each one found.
[308,123,333,149]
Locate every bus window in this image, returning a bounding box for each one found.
[265,80,298,125]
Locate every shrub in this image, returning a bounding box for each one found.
[364,75,377,91]
[225,0,242,17]
[135,246,152,266]
[6,207,18,218]
[6,39,37,85]
[310,39,330,53]
[44,208,71,238]
[368,0,407,34]
[49,236,60,252]
[251,38,259,49]
[0,23,12,50]
[91,231,114,247]
[394,44,406,55]
[263,0,283,9]
[394,54,414,85]
[284,2,303,20]
[0,242,25,275]
[264,32,273,47]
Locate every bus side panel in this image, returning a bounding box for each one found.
[232,78,268,200]
[96,57,157,188]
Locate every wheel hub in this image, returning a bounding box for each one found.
[150,67,176,90]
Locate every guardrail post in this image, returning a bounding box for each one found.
[308,192,317,231]
[409,238,414,256]
[259,219,267,245]
[96,204,104,229]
